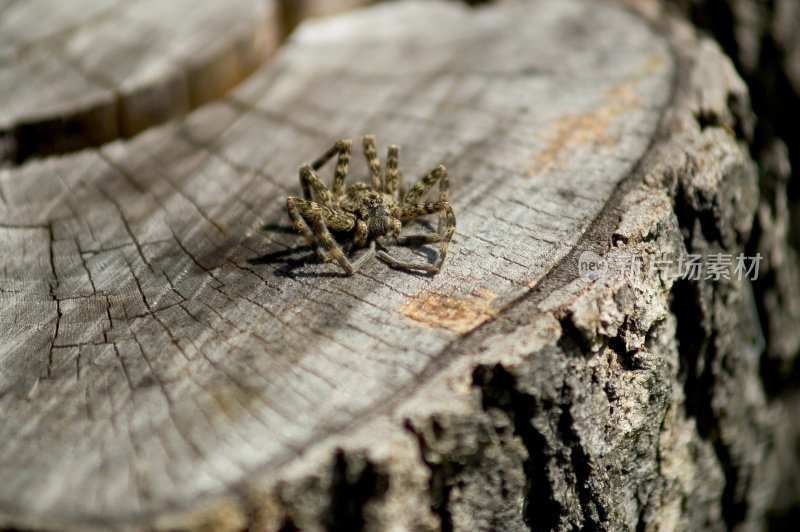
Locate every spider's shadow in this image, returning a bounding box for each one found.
[247,244,314,277]
[259,223,298,235]
[247,231,341,279]
[250,223,360,278]
[252,221,442,278]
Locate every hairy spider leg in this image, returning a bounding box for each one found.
[310,208,375,275]
[309,139,351,198]
[377,201,455,273]
[286,197,331,262]
[399,200,455,260]
[362,135,383,189]
[287,197,373,275]
[402,164,449,204]
[355,219,369,247]
[298,164,334,206]
[385,144,400,197]
[402,164,449,232]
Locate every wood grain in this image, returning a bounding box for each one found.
[0,1,777,530]
[0,0,281,163]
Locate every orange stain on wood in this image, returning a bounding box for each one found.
[529,81,641,175]
[399,286,497,334]
[642,55,665,73]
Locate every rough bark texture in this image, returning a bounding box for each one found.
[663,0,800,527]
[0,0,790,530]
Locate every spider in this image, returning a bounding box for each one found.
[286,135,455,275]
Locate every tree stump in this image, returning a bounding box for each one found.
[0,0,284,164]
[0,1,784,530]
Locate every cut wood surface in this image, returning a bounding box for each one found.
[0,0,281,163]
[0,1,780,530]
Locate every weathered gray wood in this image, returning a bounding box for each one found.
[0,0,281,163]
[0,1,782,530]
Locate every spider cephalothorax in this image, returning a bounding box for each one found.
[286,135,455,275]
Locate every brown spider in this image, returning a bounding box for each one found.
[286,135,455,275]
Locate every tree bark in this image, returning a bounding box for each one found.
[0,0,785,530]
[664,0,800,526]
